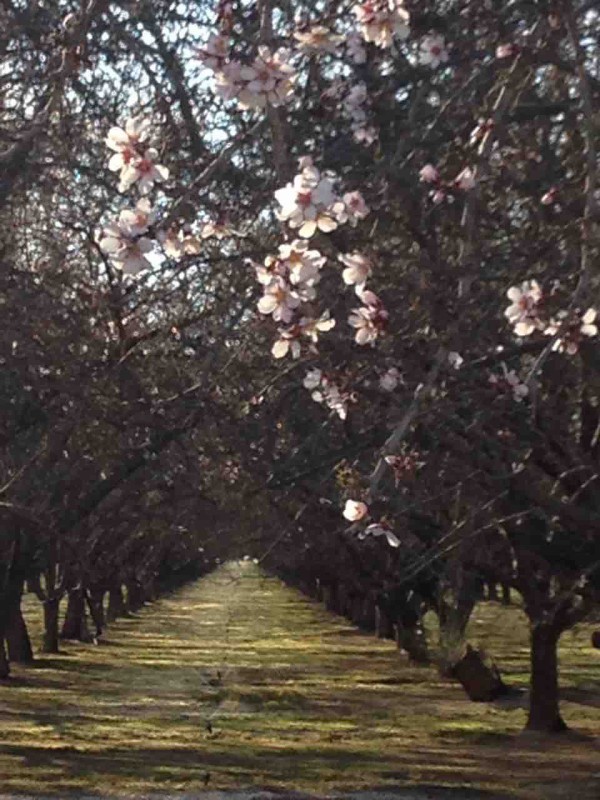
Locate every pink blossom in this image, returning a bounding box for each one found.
[454,166,476,191]
[419,164,439,184]
[541,187,558,205]
[496,43,519,59]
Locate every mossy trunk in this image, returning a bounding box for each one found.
[526,623,567,733]
[42,597,60,653]
[107,583,126,621]
[6,602,34,664]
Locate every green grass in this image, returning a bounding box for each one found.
[0,562,598,798]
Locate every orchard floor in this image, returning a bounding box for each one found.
[0,562,598,800]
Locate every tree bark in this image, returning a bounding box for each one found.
[0,639,9,679]
[61,588,92,641]
[6,603,34,663]
[42,597,60,653]
[87,589,105,637]
[526,623,567,732]
[126,580,145,612]
[396,621,430,664]
[107,583,125,621]
[375,604,395,639]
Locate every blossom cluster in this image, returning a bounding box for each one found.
[352,0,410,49]
[504,280,597,354]
[98,198,155,274]
[198,37,296,110]
[342,83,377,146]
[488,365,529,403]
[293,25,343,56]
[274,157,368,238]
[105,117,169,194]
[303,368,354,421]
[342,500,400,547]
[419,162,476,204]
[255,156,389,357]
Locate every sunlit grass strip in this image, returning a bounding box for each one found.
[0,561,597,799]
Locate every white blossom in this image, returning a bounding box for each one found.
[352,1,410,49]
[257,277,300,323]
[505,280,543,336]
[293,26,343,55]
[303,368,323,390]
[339,252,373,288]
[118,148,169,194]
[98,223,153,275]
[380,367,401,391]
[343,499,368,522]
[363,522,400,547]
[348,290,388,345]
[275,162,338,238]
[419,34,449,69]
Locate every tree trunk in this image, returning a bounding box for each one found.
[501,584,511,605]
[323,583,338,613]
[375,604,395,639]
[61,588,92,642]
[0,639,9,679]
[396,621,430,664]
[126,581,144,612]
[107,583,125,621]
[6,604,34,663]
[42,597,60,653]
[450,644,509,701]
[487,582,499,602]
[526,623,567,733]
[87,589,105,637]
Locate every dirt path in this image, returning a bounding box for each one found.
[0,562,597,799]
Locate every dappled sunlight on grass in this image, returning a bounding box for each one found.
[0,562,598,798]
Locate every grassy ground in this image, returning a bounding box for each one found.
[0,561,598,799]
